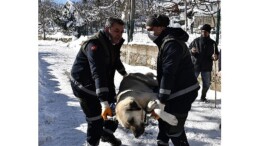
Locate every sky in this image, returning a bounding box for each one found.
[1,0,259,146]
[38,34,221,146]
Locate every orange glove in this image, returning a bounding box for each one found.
[100,101,113,120]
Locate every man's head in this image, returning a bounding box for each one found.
[145,14,169,39]
[201,24,211,37]
[105,17,125,45]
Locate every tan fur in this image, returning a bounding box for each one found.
[115,73,158,138]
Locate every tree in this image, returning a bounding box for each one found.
[38,0,61,39]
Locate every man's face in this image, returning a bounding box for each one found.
[108,23,124,44]
[146,26,163,36]
[201,30,210,37]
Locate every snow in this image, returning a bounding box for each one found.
[38,32,221,146]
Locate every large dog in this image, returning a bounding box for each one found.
[115,72,178,138]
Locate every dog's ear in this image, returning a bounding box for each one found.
[127,101,141,111]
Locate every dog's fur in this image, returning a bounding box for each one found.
[115,72,177,138]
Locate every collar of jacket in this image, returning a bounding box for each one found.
[153,27,189,49]
[200,35,211,41]
[153,27,171,49]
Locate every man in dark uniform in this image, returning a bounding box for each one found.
[189,24,219,102]
[146,14,200,146]
[70,17,127,146]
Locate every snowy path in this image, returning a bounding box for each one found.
[38,40,221,146]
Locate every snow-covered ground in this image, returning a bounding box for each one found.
[38,33,221,146]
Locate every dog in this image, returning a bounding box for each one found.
[115,72,178,138]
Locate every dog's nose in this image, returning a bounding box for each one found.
[133,124,145,138]
[133,128,144,138]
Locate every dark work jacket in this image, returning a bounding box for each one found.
[189,36,219,72]
[154,27,199,103]
[71,30,127,102]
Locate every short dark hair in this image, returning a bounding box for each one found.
[105,17,125,28]
[146,14,170,27]
[201,24,211,33]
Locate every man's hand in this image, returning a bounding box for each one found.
[191,47,198,53]
[212,54,218,61]
[147,100,165,119]
[155,100,165,111]
[151,110,160,120]
[100,101,113,120]
[147,100,164,112]
[148,100,178,126]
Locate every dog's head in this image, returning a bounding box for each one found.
[115,98,145,138]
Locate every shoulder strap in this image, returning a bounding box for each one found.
[160,38,190,59]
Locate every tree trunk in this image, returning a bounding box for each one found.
[216,5,221,45]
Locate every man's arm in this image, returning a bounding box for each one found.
[86,41,109,102]
[158,41,182,103]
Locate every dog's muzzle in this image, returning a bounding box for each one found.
[131,123,145,138]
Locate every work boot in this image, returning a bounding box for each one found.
[200,97,209,102]
[85,141,99,146]
[101,133,122,146]
[200,96,209,103]
[200,88,209,102]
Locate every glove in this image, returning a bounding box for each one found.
[147,100,164,112]
[155,100,165,111]
[147,100,165,119]
[100,101,113,120]
[149,100,178,126]
[151,110,160,120]
[152,100,165,119]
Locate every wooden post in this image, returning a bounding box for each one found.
[214,44,217,108]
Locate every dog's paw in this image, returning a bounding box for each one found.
[147,100,158,112]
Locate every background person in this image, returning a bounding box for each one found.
[189,24,219,102]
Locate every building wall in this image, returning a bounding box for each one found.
[194,15,217,28]
[121,44,221,91]
[121,44,158,69]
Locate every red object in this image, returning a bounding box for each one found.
[91,45,97,51]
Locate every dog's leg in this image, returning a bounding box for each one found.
[147,100,178,126]
[154,109,178,126]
